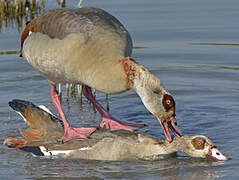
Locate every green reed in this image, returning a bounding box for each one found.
[0,0,45,32]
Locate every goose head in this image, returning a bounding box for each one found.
[173,135,228,161]
[132,71,182,141]
[150,91,181,142]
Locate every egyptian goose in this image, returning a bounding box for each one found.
[4,99,227,161]
[20,7,182,142]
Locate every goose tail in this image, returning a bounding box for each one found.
[6,99,64,144]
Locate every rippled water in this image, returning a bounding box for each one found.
[0,0,239,179]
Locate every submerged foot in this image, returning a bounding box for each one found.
[61,126,96,143]
[100,117,145,131]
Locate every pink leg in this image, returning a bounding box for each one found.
[51,85,96,142]
[82,85,145,131]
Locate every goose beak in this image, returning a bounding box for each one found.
[208,146,228,161]
[160,116,182,142]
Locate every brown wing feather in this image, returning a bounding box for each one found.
[3,136,26,148]
[20,107,64,142]
[3,136,45,149]
[21,129,42,142]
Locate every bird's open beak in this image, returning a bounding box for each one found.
[207,146,228,161]
[160,116,182,142]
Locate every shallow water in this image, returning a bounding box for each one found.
[0,0,239,179]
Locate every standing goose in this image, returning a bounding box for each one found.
[20,7,182,142]
[4,99,227,161]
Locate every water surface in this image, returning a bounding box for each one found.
[0,0,239,179]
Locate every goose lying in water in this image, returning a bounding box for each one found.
[4,100,227,161]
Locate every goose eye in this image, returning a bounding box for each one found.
[192,137,205,150]
[196,141,202,146]
[166,99,171,105]
[162,94,175,112]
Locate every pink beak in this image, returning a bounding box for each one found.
[161,116,182,142]
[208,146,228,161]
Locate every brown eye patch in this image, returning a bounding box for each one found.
[192,137,205,150]
[162,94,175,112]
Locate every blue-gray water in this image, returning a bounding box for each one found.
[0,0,239,179]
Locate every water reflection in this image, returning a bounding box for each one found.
[19,155,226,179]
[56,0,65,8]
[0,50,20,55]
[36,177,103,180]
[190,42,239,46]
[0,0,45,33]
